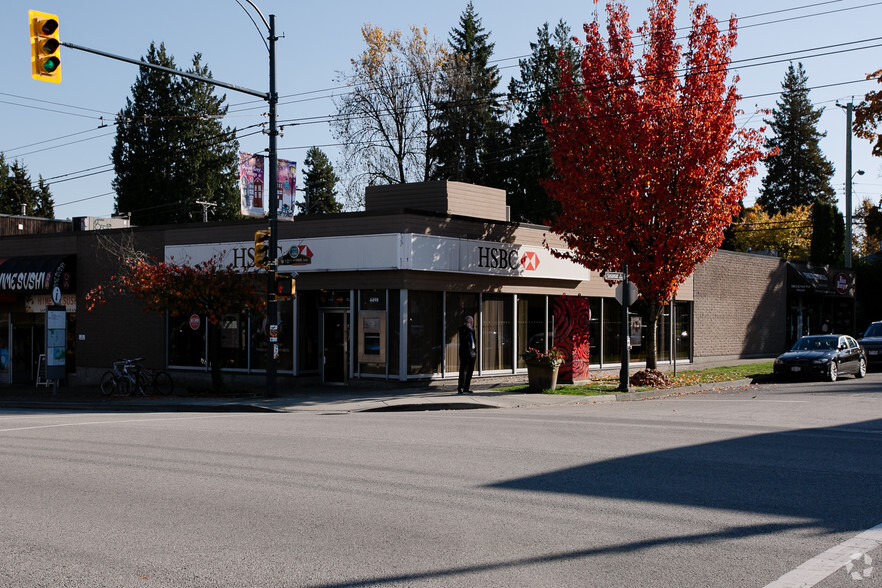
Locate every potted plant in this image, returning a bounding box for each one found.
[521,347,565,392]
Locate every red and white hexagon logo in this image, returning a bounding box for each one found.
[520,251,540,271]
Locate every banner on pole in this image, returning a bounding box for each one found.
[276,159,297,220]
[239,152,265,218]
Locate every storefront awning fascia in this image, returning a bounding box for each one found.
[786,262,854,296]
[0,255,76,294]
[166,234,592,281]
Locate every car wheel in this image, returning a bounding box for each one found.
[856,357,867,379]
[828,362,838,382]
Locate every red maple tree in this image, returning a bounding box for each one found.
[542,0,768,368]
[87,252,265,390]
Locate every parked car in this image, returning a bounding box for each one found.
[774,334,867,381]
[858,321,882,368]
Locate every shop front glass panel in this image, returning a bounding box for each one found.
[277,300,294,371]
[517,295,546,368]
[675,301,692,360]
[603,299,623,364]
[298,291,319,372]
[0,314,8,382]
[445,292,479,375]
[407,290,442,375]
[388,290,400,376]
[251,301,293,372]
[169,314,206,368]
[482,295,513,371]
[219,312,248,369]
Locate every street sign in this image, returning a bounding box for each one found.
[614,281,639,305]
[605,271,625,282]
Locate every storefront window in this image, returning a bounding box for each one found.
[675,301,691,361]
[517,295,546,368]
[169,314,206,368]
[603,299,623,364]
[298,292,320,372]
[0,314,8,383]
[388,290,400,376]
[445,292,479,376]
[218,312,248,369]
[482,294,513,371]
[407,290,442,375]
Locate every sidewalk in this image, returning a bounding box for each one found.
[0,376,761,413]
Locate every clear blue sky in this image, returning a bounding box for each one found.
[3,0,881,220]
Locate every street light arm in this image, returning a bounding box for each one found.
[235,0,270,52]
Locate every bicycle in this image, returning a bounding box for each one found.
[131,362,174,396]
[98,359,137,396]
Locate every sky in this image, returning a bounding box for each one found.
[3,0,882,221]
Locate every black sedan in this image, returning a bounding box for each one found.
[858,321,882,368]
[774,334,867,381]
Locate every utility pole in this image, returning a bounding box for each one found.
[265,13,279,397]
[195,200,216,223]
[60,4,282,397]
[837,99,855,268]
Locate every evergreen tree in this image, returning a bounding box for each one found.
[0,156,55,218]
[810,199,845,265]
[177,54,241,221]
[757,63,836,215]
[430,2,504,185]
[112,43,240,225]
[504,21,579,223]
[300,147,342,215]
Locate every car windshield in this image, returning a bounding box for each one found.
[864,324,882,338]
[792,336,837,351]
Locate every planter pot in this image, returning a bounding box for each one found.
[525,362,560,393]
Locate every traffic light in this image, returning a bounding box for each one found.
[274,273,295,299]
[253,228,271,268]
[29,10,61,83]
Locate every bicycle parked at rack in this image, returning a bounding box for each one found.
[130,362,174,396]
[98,359,137,396]
[98,358,173,396]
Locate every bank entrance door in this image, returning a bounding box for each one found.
[322,311,349,384]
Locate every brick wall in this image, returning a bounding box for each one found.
[693,250,787,359]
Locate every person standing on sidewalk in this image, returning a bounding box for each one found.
[458,315,477,394]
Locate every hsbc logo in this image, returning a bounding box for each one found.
[476,246,541,272]
[520,251,540,271]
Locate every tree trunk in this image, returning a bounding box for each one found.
[645,299,663,370]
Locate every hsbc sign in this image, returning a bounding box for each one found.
[167,233,590,281]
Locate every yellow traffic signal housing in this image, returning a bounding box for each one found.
[274,273,295,299]
[253,228,271,268]
[29,10,61,83]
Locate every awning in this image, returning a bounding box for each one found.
[0,255,75,294]
[787,262,853,296]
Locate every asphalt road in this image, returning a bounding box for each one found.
[1,372,881,587]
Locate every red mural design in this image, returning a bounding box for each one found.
[552,295,591,383]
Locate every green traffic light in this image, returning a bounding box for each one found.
[42,56,60,73]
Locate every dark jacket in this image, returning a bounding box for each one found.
[459,324,476,360]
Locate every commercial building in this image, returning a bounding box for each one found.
[0,182,855,389]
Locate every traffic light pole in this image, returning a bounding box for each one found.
[265,14,279,397]
[62,9,281,397]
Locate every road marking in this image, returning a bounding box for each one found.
[766,521,882,587]
[0,414,234,433]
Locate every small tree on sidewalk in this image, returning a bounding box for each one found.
[86,235,264,391]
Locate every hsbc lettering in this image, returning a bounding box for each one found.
[478,246,519,270]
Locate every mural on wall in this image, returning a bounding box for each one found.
[553,295,591,383]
